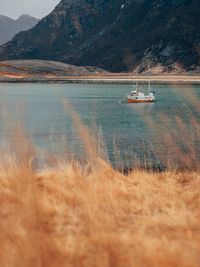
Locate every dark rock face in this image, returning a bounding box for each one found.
[0,15,39,45]
[0,0,200,72]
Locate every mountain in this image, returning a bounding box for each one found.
[0,0,200,73]
[0,60,107,82]
[0,15,39,45]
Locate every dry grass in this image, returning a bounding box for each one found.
[0,125,200,267]
[0,94,200,267]
[0,156,200,267]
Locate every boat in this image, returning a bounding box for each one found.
[127,82,155,103]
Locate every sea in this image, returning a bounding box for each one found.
[0,82,199,170]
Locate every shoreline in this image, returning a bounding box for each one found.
[1,75,200,84]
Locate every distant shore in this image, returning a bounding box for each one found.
[1,75,200,84]
[1,60,200,84]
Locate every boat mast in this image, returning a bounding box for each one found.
[148,81,151,93]
[136,81,138,92]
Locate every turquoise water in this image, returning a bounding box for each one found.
[0,83,199,169]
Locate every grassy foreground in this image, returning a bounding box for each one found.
[0,155,200,267]
[0,96,200,267]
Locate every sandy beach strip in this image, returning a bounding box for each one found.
[0,74,200,84]
[57,75,200,84]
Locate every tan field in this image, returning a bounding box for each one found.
[0,151,200,267]
[0,97,200,267]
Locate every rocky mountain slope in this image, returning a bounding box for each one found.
[0,0,200,73]
[0,15,39,45]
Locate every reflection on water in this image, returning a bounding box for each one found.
[0,82,199,169]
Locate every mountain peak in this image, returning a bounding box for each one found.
[17,14,38,20]
[0,14,39,45]
[0,0,200,73]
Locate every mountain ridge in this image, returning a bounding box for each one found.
[0,0,200,73]
[0,14,39,45]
